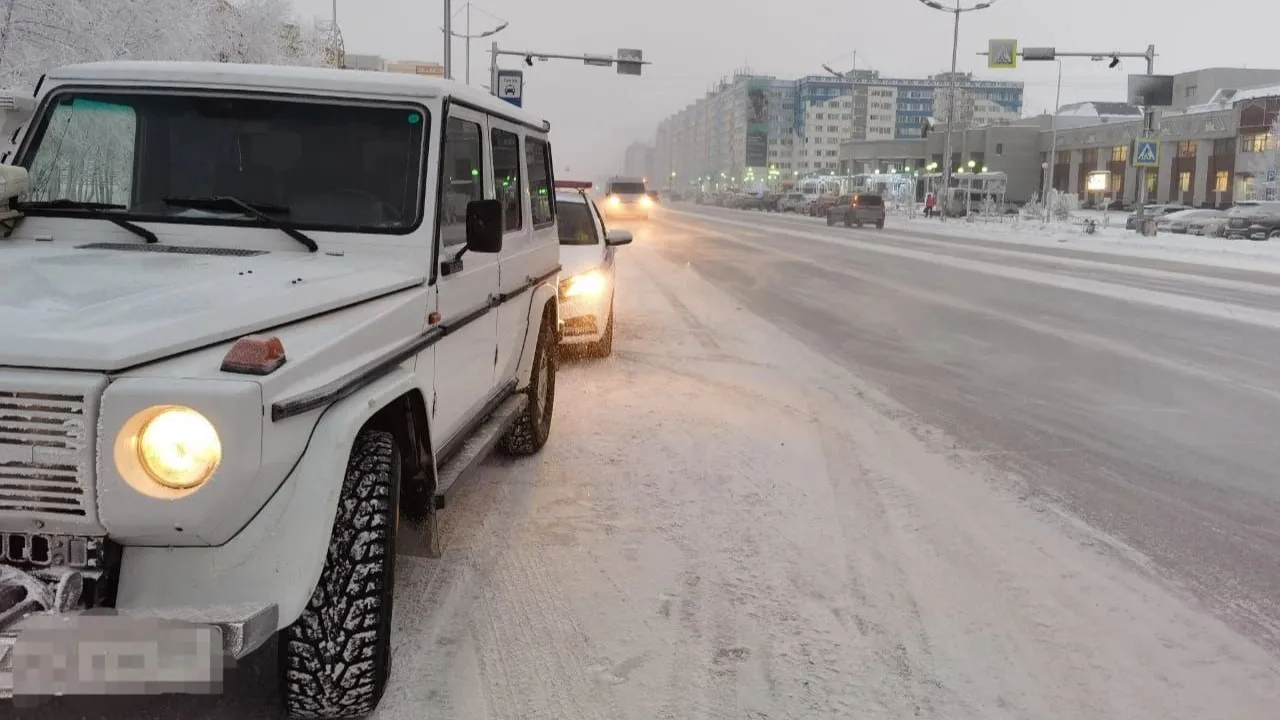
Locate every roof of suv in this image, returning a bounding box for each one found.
[45,61,551,131]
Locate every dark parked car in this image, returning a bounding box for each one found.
[1223,202,1280,239]
[827,193,886,228]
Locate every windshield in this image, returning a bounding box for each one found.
[19,91,428,233]
[557,201,599,245]
[609,182,646,195]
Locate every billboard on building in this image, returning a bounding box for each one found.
[745,79,769,168]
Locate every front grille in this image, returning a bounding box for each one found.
[0,390,90,519]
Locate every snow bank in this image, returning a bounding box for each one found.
[888,210,1280,274]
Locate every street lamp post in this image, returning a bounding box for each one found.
[444,3,509,86]
[1042,59,1062,223]
[443,0,452,80]
[915,0,1001,222]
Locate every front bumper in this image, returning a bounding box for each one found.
[558,289,611,344]
[0,594,276,698]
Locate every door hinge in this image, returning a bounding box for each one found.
[493,346,499,366]
[431,391,437,418]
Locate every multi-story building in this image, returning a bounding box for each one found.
[838,68,1280,207]
[652,68,1022,189]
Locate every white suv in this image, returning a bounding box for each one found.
[0,61,562,718]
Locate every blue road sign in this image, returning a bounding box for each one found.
[1133,139,1160,168]
[496,69,523,107]
[1267,168,1277,184]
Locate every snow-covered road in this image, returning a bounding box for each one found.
[21,215,1280,719]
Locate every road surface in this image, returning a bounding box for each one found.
[15,206,1280,720]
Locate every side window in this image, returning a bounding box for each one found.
[27,98,136,205]
[440,117,483,248]
[491,127,522,232]
[526,137,555,228]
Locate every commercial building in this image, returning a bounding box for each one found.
[652,68,1023,190]
[838,67,1280,207]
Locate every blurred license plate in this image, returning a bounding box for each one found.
[4,615,226,696]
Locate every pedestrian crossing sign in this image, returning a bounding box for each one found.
[988,39,1018,69]
[1133,139,1160,168]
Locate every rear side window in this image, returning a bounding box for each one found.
[491,127,522,232]
[526,137,554,228]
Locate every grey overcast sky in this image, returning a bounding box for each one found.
[297,0,1279,181]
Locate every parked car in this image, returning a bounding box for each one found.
[809,194,841,217]
[1157,208,1225,234]
[778,192,808,212]
[0,60,563,718]
[827,193,887,228]
[1224,201,1280,239]
[1125,203,1191,230]
[554,182,633,357]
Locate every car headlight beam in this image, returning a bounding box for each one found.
[561,269,608,298]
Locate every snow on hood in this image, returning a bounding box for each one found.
[0,243,425,371]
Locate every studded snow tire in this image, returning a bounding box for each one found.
[280,430,399,720]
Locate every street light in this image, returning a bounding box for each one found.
[914,0,1003,221]
[443,3,509,86]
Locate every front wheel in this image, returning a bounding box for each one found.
[500,309,557,455]
[280,430,399,720]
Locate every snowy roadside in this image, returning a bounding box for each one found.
[375,234,1280,720]
[685,204,1280,273]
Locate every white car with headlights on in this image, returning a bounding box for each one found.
[0,61,564,718]
[601,175,652,221]
[554,181,632,356]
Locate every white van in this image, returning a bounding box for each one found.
[0,61,561,718]
[602,175,652,220]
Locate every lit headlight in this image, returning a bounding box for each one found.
[608,195,620,207]
[117,405,222,493]
[640,195,653,208]
[561,269,608,298]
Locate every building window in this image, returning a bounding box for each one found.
[995,143,1004,155]
[1056,150,1070,164]
[1179,171,1191,192]
[1185,85,1198,98]
[1177,141,1197,158]
[1214,170,1230,192]
[1242,133,1273,153]
[1213,137,1235,156]
[1111,145,1129,163]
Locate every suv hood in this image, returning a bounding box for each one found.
[0,244,425,371]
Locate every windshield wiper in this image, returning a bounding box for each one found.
[162,196,317,252]
[18,199,158,243]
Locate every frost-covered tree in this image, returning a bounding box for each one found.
[0,0,327,92]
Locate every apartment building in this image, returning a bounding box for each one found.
[652,68,1023,189]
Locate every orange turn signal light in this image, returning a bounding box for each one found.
[220,335,287,375]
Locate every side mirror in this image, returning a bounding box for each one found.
[604,229,633,247]
[465,199,503,253]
